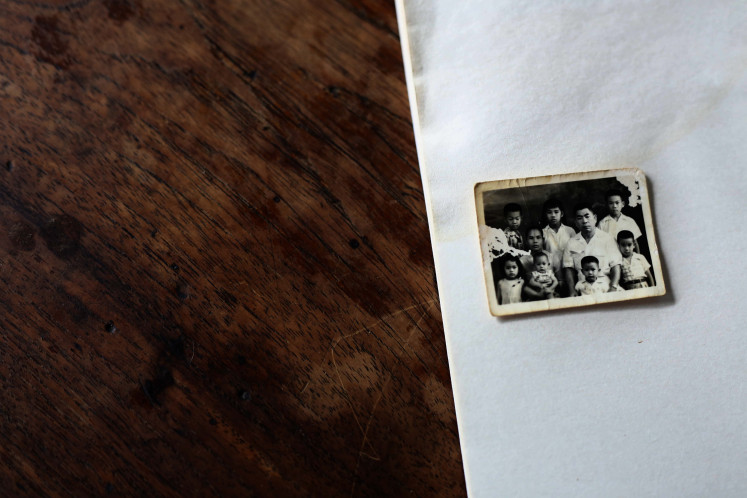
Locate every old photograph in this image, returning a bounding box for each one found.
[475,169,666,316]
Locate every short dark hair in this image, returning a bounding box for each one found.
[525,225,544,240]
[572,201,594,216]
[533,251,550,263]
[580,255,599,267]
[542,197,564,214]
[617,230,635,243]
[605,189,625,202]
[504,203,522,216]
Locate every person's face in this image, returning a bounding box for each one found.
[506,211,522,230]
[607,196,623,218]
[504,260,519,279]
[545,207,562,228]
[575,208,597,234]
[534,256,550,272]
[582,262,599,282]
[618,238,635,257]
[526,229,543,251]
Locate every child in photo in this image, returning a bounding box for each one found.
[503,203,524,250]
[597,189,642,252]
[574,256,608,295]
[519,227,561,299]
[617,230,655,289]
[524,251,558,300]
[519,227,549,273]
[541,198,576,273]
[497,254,524,304]
[562,202,622,295]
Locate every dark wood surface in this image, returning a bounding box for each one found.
[0,0,465,496]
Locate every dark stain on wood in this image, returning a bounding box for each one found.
[104,0,135,23]
[141,365,175,406]
[41,214,82,258]
[31,16,70,68]
[176,282,190,300]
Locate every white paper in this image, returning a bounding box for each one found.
[396,1,747,496]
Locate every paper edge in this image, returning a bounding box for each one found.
[394,1,473,495]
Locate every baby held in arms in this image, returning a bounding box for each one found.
[524,251,558,300]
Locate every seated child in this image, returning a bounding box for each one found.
[574,256,608,295]
[524,251,558,300]
[617,230,655,289]
[503,202,524,250]
[597,189,642,252]
[497,254,524,304]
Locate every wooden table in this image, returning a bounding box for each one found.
[0,1,465,495]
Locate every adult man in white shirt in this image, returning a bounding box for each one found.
[563,202,622,296]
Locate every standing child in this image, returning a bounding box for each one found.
[574,256,608,295]
[540,199,575,295]
[524,252,558,300]
[617,230,655,289]
[541,198,577,272]
[597,189,642,252]
[497,254,525,304]
[503,203,524,250]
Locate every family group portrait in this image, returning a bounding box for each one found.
[475,169,665,316]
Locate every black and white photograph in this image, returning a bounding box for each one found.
[475,169,666,316]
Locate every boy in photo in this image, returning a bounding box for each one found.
[541,198,576,294]
[617,230,655,289]
[598,189,642,252]
[574,256,608,295]
[563,202,622,296]
[503,203,524,250]
[541,198,576,271]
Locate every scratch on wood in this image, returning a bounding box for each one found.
[298,299,436,397]
[348,301,435,497]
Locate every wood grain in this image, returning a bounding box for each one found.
[0,0,465,496]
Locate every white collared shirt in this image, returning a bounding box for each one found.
[598,213,642,240]
[562,229,622,280]
[542,224,576,272]
[575,278,609,295]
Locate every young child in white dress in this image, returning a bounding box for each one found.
[497,254,524,304]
